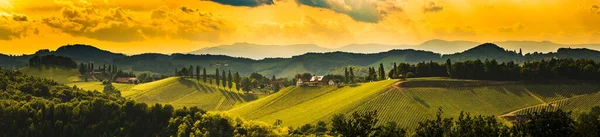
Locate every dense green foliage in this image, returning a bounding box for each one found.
[29,55,77,68]
[389,58,600,81]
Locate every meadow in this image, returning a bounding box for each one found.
[19,66,80,84]
[122,77,262,110]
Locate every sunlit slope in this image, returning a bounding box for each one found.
[67,82,135,92]
[19,66,79,84]
[123,77,259,111]
[228,80,397,127]
[230,78,600,128]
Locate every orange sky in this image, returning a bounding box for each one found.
[1,0,600,55]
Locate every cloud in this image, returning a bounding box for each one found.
[41,3,233,42]
[591,5,600,14]
[295,0,402,23]
[423,1,443,13]
[0,12,34,40]
[149,6,234,41]
[249,15,353,44]
[498,24,525,32]
[208,0,275,7]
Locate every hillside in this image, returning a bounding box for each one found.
[18,66,80,84]
[228,78,600,128]
[122,77,261,111]
[68,82,136,92]
[4,43,600,78]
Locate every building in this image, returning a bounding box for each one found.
[296,78,305,86]
[115,77,139,84]
[328,80,336,86]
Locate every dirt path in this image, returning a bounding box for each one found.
[525,90,547,104]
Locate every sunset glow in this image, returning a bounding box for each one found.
[1,0,600,54]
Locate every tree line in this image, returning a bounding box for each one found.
[175,66,290,93]
[386,58,600,81]
[28,55,77,68]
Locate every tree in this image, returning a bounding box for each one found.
[513,109,575,137]
[195,66,200,82]
[241,77,251,92]
[344,67,349,83]
[202,68,207,83]
[79,63,87,75]
[234,72,241,91]
[227,70,233,90]
[349,67,355,83]
[332,110,379,137]
[446,59,452,77]
[188,65,193,77]
[519,48,523,56]
[222,70,226,88]
[215,68,220,87]
[379,63,385,80]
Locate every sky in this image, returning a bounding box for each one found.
[0,0,599,55]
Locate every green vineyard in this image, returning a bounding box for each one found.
[229,78,600,128]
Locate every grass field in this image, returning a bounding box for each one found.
[67,82,136,92]
[122,77,262,111]
[19,66,80,84]
[228,77,600,128]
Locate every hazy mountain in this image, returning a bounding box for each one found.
[442,43,522,62]
[334,44,415,53]
[417,39,481,54]
[494,41,600,54]
[189,43,332,59]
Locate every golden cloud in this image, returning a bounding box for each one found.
[41,2,233,42]
[423,1,443,13]
[0,12,35,40]
[295,0,402,23]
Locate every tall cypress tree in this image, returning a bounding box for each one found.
[446,59,452,77]
[195,66,200,82]
[379,63,385,80]
[234,72,241,91]
[202,68,207,83]
[344,67,349,83]
[349,67,355,83]
[228,70,233,90]
[222,70,226,88]
[216,68,220,86]
[188,65,193,77]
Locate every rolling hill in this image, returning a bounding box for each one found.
[227,78,600,128]
[18,66,80,84]
[5,42,600,78]
[122,77,261,111]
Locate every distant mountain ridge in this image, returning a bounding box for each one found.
[2,43,600,78]
[190,40,600,59]
[189,43,331,59]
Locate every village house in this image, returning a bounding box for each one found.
[297,76,331,86]
[115,77,139,84]
[296,78,306,86]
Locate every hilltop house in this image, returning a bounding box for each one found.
[115,77,139,84]
[296,78,306,86]
[297,76,331,86]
